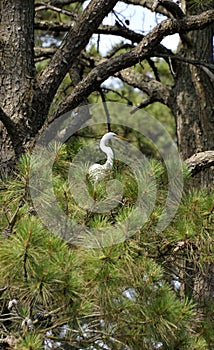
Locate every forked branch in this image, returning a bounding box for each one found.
[49,9,214,122]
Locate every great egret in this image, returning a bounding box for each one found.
[88,132,125,183]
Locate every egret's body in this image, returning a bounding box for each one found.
[88,132,121,183]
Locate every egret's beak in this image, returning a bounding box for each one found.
[116,135,128,141]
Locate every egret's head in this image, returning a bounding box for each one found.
[102,132,127,142]
[102,132,117,141]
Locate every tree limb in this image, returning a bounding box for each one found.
[151,0,185,19]
[106,43,135,59]
[122,0,179,18]
[37,0,118,101]
[116,68,172,106]
[130,97,157,112]
[34,21,214,82]
[147,58,161,81]
[98,88,112,132]
[35,47,57,59]
[35,3,77,18]
[185,151,214,176]
[102,87,133,105]
[34,21,174,58]
[34,20,71,32]
[50,0,85,5]
[48,9,214,122]
[98,25,175,60]
[159,53,214,71]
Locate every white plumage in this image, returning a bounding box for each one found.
[88,132,122,183]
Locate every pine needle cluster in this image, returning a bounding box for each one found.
[0,143,213,350]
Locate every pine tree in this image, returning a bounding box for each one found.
[0,142,213,349]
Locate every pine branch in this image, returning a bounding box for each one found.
[34,20,70,32]
[106,43,134,59]
[34,21,174,58]
[116,68,172,107]
[151,0,185,19]
[160,53,214,71]
[122,0,182,18]
[48,9,214,122]
[49,0,85,5]
[157,53,214,81]
[147,58,161,82]
[37,0,118,102]
[3,199,25,238]
[35,3,78,18]
[130,97,157,112]
[185,151,214,176]
[98,24,173,58]
[102,87,133,105]
[35,47,57,59]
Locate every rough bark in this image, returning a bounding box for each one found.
[173,26,214,159]
[115,68,172,108]
[185,150,214,176]
[194,264,214,301]
[171,1,214,186]
[0,0,35,172]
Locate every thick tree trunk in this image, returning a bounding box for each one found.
[171,1,214,187]
[170,1,214,305]
[0,0,36,174]
[0,1,56,176]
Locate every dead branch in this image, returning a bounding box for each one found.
[185,151,214,176]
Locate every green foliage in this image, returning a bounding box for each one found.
[0,146,213,349]
[186,0,213,12]
[17,333,43,350]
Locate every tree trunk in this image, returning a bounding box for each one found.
[0,0,36,174]
[171,1,214,187]
[169,1,214,306]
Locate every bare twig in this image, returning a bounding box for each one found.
[98,88,111,132]
[35,2,77,18]
[130,97,156,113]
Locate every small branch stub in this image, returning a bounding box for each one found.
[185,151,214,176]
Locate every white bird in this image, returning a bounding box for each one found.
[88,132,125,183]
[8,299,17,311]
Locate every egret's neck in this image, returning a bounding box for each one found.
[100,141,114,170]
